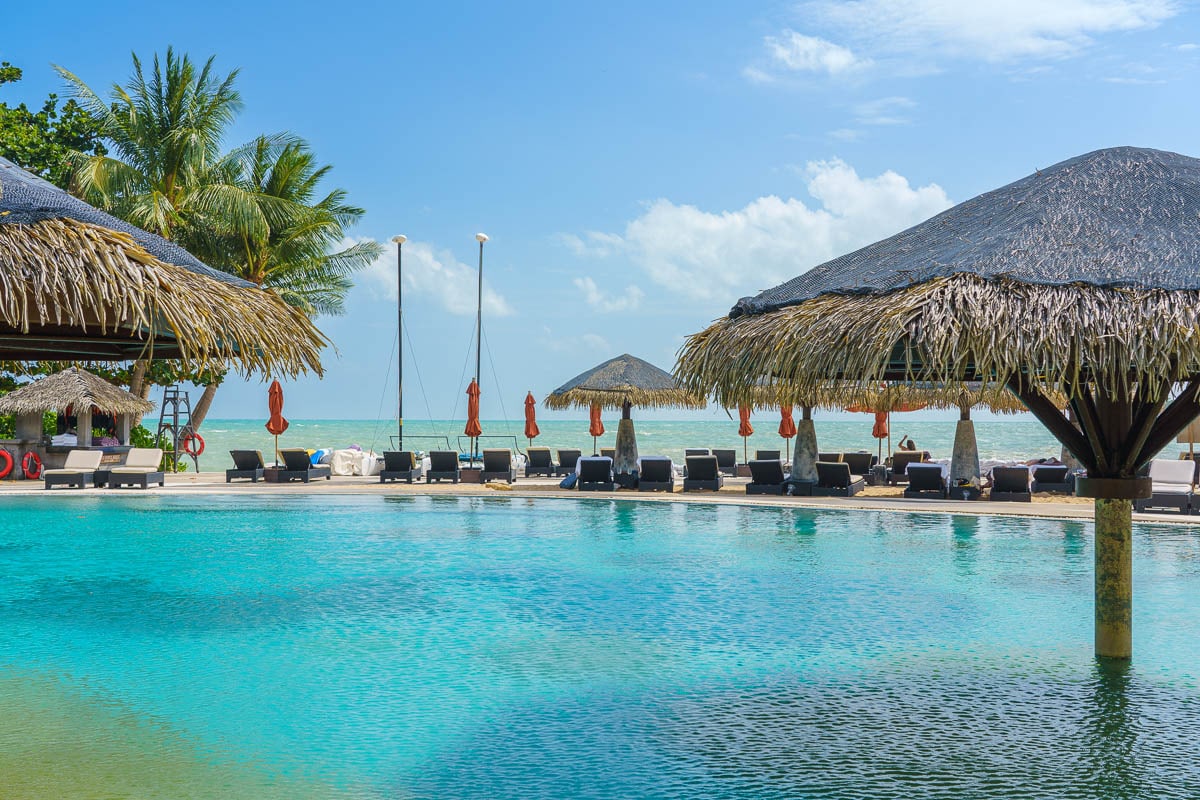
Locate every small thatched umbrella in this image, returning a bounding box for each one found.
[0,158,325,376]
[546,354,705,484]
[0,366,153,448]
[679,146,1200,659]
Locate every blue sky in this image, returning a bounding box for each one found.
[6,0,1200,422]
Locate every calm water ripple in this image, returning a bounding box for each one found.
[0,495,1198,798]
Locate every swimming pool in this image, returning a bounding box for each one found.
[1,495,1197,798]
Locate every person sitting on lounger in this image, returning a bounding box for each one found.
[898,436,917,451]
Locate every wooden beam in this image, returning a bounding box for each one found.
[1072,389,1112,475]
[1007,376,1097,472]
[1119,386,1167,475]
[1134,380,1200,468]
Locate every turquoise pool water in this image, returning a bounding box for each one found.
[1,496,1198,798]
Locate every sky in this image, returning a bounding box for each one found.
[5,0,1200,423]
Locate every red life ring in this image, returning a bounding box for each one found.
[182,433,206,457]
[0,449,13,479]
[22,451,42,480]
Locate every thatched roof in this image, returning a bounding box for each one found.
[0,366,154,415]
[545,353,706,410]
[678,146,1200,405]
[0,158,326,376]
[745,381,1040,415]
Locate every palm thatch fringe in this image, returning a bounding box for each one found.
[0,218,326,376]
[544,386,706,411]
[546,353,706,410]
[677,274,1200,406]
[740,379,1041,415]
[0,366,153,415]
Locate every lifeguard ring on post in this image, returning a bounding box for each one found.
[21,451,42,479]
[182,433,206,457]
[0,448,13,479]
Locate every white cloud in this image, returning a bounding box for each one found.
[569,159,952,303]
[810,0,1177,63]
[359,238,514,316]
[573,277,644,312]
[581,333,610,351]
[764,30,871,74]
[854,96,915,125]
[828,128,864,141]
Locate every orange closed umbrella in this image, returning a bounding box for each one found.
[778,404,796,461]
[588,403,604,454]
[524,391,540,444]
[738,404,753,464]
[265,379,288,465]
[465,380,482,463]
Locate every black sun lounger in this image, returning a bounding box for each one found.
[754,449,781,462]
[481,449,516,483]
[226,449,266,483]
[637,456,674,492]
[712,449,738,476]
[525,447,556,477]
[903,463,948,499]
[276,448,332,483]
[813,461,865,497]
[989,466,1031,501]
[888,451,930,484]
[578,456,615,491]
[747,459,789,495]
[841,452,877,477]
[1031,464,1074,494]
[426,450,461,483]
[555,449,581,476]
[683,455,723,492]
[380,451,423,483]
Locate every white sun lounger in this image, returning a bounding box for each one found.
[108,447,165,489]
[1134,459,1194,515]
[43,449,104,489]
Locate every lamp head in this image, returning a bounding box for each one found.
[391,235,407,244]
[475,232,489,243]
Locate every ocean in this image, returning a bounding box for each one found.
[175,417,1129,473]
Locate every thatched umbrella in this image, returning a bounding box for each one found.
[678,146,1200,659]
[546,353,704,484]
[0,158,325,376]
[0,366,153,447]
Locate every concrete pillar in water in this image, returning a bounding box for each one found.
[791,407,818,482]
[949,413,980,488]
[1095,498,1133,659]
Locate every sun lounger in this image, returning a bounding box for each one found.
[713,449,737,476]
[108,447,166,489]
[903,463,948,499]
[481,449,516,483]
[888,451,930,484]
[525,447,556,477]
[273,448,332,483]
[1134,459,1194,514]
[578,456,615,491]
[747,459,789,495]
[814,461,864,497]
[683,455,723,492]
[555,449,581,476]
[684,448,709,458]
[841,452,877,477]
[43,449,104,489]
[226,450,266,483]
[380,451,423,483]
[426,450,461,483]
[754,449,781,462]
[600,447,616,461]
[818,452,842,463]
[989,466,1031,501]
[637,456,674,492]
[1031,464,1074,494]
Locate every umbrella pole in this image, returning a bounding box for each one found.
[786,439,790,462]
[274,434,279,466]
[743,436,748,465]
[593,435,597,456]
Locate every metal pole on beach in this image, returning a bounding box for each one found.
[391,235,407,450]
[474,232,488,465]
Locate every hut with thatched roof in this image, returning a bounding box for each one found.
[0,157,325,375]
[546,354,704,484]
[678,146,1200,659]
[0,366,154,472]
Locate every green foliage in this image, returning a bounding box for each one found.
[129,424,187,471]
[0,411,56,439]
[128,424,156,448]
[0,61,106,188]
[57,49,375,318]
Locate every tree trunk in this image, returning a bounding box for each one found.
[189,383,219,430]
[1095,498,1133,659]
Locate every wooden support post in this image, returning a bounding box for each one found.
[1095,498,1133,659]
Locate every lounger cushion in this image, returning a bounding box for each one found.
[121,448,163,470]
[1148,459,1194,486]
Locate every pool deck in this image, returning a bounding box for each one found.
[3,470,1200,526]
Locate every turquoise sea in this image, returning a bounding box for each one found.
[186,417,1091,472]
[1,495,1198,798]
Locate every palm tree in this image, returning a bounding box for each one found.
[57,50,378,427]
